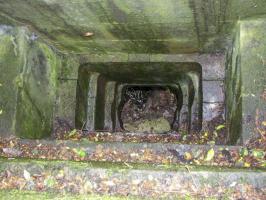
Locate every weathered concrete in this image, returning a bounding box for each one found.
[0,25,23,136]
[0,158,265,198]
[1,137,265,169]
[225,18,266,144]
[0,1,265,146]
[75,62,202,134]
[240,19,266,144]
[0,26,62,138]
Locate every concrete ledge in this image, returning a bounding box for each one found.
[0,138,265,168]
[0,158,265,198]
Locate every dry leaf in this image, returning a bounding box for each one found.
[83,32,94,37]
[184,152,192,160]
[23,169,31,181]
[205,148,215,161]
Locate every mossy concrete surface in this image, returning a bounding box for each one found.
[240,19,266,144]
[225,24,242,144]
[123,117,171,134]
[0,158,265,198]
[225,18,266,144]
[0,190,147,200]
[1,138,265,169]
[15,42,61,139]
[0,0,265,54]
[0,26,65,138]
[0,26,23,135]
[0,1,265,143]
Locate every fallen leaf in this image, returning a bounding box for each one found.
[205,148,215,161]
[23,169,31,181]
[244,162,251,168]
[124,162,133,168]
[132,179,141,185]
[102,180,115,186]
[3,148,22,156]
[240,148,249,157]
[229,182,237,187]
[184,152,192,160]
[193,159,200,165]
[252,150,264,158]
[260,162,266,167]
[73,148,86,158]
[204,132,208,137]
[216,124,225,131]
[68,129,78,137]
[207,141,215,145]
[83,32,94,37]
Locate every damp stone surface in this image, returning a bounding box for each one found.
[0,1,265,199]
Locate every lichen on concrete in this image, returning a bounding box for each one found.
[124,117,171,134]
[0,26,26,135]
[15,38,61,138]
[239,18,266,143]
[0,26,64,138]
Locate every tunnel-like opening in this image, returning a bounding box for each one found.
[120,85,182,133]
[75,62,203,136]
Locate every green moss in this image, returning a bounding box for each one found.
[15,37,61,139]
[124,117,171,134]
[0,27,24,135]
[0,190,147,200]
[225,23,242,144]
[0,26,64,139]
[239,19,266,142]
[0,157,265,173]
[2,0,260,54]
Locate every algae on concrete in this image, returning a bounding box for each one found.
[0,26,22,135]
[15,36,61,139]
[239,18,266,144]
[0,26,64,138]
[123,117,171,134]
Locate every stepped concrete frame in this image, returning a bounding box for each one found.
[75,62,202,133]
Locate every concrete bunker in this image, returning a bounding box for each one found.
[0,1,265,148]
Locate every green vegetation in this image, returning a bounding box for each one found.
[0,157,265,173]
[0,190,147,200]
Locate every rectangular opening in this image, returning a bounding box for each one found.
[74,61,245,145]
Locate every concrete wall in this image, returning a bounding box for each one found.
[225,24,242,144]
[1,20,265,142]
[240,18,266,144]
[56,53,225,134]
[0,26,61,138]
[225,18,266,144]
[0,25,23,136]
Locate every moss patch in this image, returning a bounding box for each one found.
[0,190,147,200]
[124,117,171,134]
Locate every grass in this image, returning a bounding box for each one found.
[0,189,229,200]
[0,190,146,200]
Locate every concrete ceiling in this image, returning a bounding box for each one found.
[0,0,265,54]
